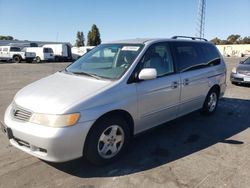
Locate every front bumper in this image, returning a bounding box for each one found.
[231,73,250,84]
[3,105,93,162]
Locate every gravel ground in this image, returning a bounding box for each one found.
[0,58,250,188]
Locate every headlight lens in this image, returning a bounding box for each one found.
[232,67,237,74]
[29,113,80,127]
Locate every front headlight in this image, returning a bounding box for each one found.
[29,113,80,127]
[232,67,237,74]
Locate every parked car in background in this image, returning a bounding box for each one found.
[25,47,54,63]
[43,44,72,62]
[242,50,250,57]
[231,56,250,84]
[1,36,226,164]
[0,46,36,63]
[71,46,95,60]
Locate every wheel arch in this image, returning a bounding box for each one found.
[210,84,220,96]
[12,54,22,59]
[91,109,134,136]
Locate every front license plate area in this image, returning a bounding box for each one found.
[244,76,250,82]
[1,122,13,139]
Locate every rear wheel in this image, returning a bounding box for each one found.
[201,88,219,115]
[12,55,21,63]
[35,56,41,63]
[84,117,130,165]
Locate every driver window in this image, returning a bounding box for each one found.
[141,43,174,77]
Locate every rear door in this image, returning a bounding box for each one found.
[171,42,209,116]
[136,42,181,132]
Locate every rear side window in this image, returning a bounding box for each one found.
[10,47,21,52]
[200,43,221,66]
[172,42,221,72]
[43,48,53,53]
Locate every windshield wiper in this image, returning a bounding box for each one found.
[71,71,102,80]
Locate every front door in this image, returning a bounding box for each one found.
[136,42,181,133]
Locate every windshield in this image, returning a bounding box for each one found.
[44,48,53,53]
[66,43,144,79]
[243,57,250,65]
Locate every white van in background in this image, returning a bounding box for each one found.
[25,47,54,63]
[71,46,95,60]
[43,44,71,62]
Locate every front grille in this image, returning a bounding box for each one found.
[233,77,244,81]
[12,104,32,122]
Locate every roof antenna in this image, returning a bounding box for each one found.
[196,0,206,39]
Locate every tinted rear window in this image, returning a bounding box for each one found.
[172,42,220,72]
[10,47,21,52]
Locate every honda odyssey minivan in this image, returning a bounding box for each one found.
[1,36,226,164]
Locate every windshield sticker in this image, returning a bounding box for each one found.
[121,46,140,51]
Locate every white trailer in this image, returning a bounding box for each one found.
[25,47,54,63]
[43,44,72,61]
[71,46,95,60]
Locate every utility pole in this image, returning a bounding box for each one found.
[196,0,206,38]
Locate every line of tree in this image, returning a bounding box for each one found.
[210,35,250,45]
[0,35,14,40]
[75,24,101,47]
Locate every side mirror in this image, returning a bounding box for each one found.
[138,68,157,80]
[239,61,244,64]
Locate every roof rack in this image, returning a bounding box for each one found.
[171,36,208,42]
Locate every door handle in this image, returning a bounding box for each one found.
[183,79,189,86]
[171,81,179,89]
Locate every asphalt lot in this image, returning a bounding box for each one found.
[0,58,250,188]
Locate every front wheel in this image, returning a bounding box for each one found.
[201,88,219,115]
[12,55,21,63]
[84,117,130,165]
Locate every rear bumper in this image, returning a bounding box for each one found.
[3,105,94,162]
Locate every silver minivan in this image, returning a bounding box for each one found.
[1,36,226,164]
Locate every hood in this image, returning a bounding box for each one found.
[14,72,112,114]
[237,64,250,72]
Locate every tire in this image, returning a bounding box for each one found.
[12,55,21,63]
[201,88,219,115]
[35,56,41,63]
[55,56,59,62]
[84,116,130,165]
[231,81,237,85]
